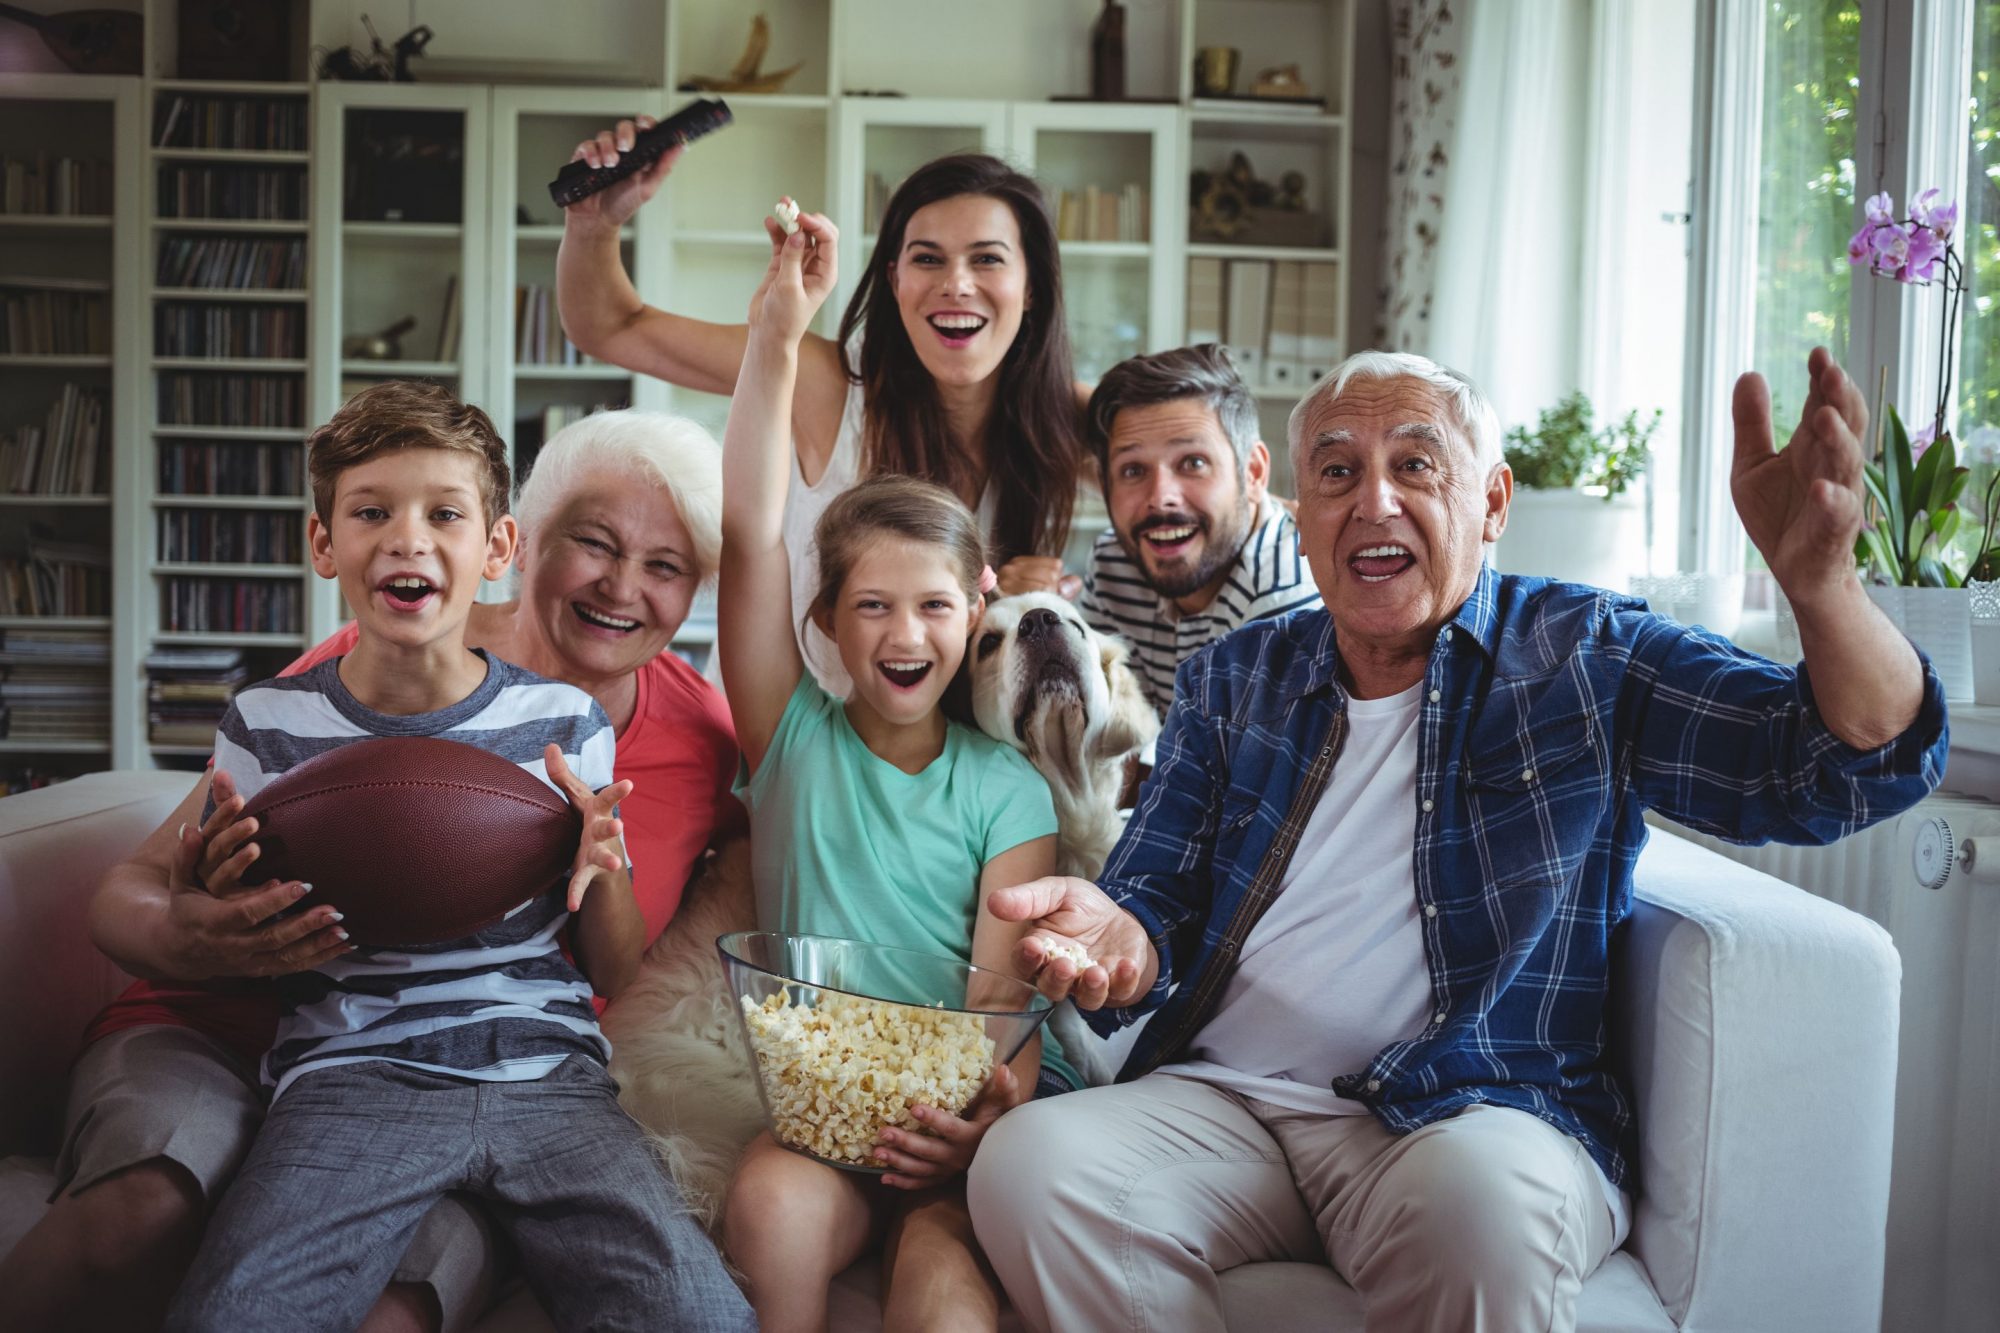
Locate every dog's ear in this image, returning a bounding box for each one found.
[1092,636,1161,761]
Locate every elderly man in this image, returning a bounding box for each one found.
[1076,344,1321,714]
[969,348,1945,1333]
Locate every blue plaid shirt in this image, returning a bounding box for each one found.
[1092,564,1948,1190]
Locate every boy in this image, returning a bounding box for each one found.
[164,383,752,1333]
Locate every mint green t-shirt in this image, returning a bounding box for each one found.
[739,674,1078,1090]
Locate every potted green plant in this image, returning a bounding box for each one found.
[1492,390,1660,591]
[1850,188,1977,701]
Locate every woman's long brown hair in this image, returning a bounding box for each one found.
[836,154,1081,564]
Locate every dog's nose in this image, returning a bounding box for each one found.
[1019,607,1062,638]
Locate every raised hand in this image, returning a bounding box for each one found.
[746,204,838,344]
[544,743,634,912]
[985,875,1156,1009]
[565,116,682,230]
[1731,346,1871,610]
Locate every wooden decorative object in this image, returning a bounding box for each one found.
[678,15,803,95]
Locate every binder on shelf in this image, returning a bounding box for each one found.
[1186,257,1225,347]
[1266,261,1305,389]
[1301,263,1343,382]
[1223,259,1272,384]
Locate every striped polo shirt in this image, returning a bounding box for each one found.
[206,652,618,1098]
[1080,503,1321,715]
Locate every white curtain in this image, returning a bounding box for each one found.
[1423,1,1595,433]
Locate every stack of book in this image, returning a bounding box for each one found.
[514,284,589,365]
[514,400,625,473]
[155,236,306,291]
[158,439,300,497]
[145,645,247,749]
[154,303,304,359]
[155,96,308,152]
[0,282,108,355]
[0,531,110,616]
[0,630,109,744]
[156,164,306,221]
[1,383,108,495]
[1053,184,1150,243]
[0,154,110,215]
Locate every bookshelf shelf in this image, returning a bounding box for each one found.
[343,223,462,243]
[0,214,112,231]
[341,361,460,377]
[0,615,111,629]
[0,739,110,755]
[151,80,311,96]
[151,357,309,371]
[1061,241,1153,258]
[0,355,112,369]
[148,743,217,756]
[0,275,111,292]
[154,631,304,647]
[153,425,305,441]
[513,364,632,381]
[155,220,309,234]
[0,495,112,507]
[154,494,311,510]
[1189,103,1345,130]
[152,149,311,165]
[152,288,307,302]
[1186,244,1342,262]
[153,563,307,578]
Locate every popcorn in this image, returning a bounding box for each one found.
[1040,938,1097,972]
[773,198,801,235]
[740,989,995,1166]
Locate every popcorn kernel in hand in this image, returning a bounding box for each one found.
[1041,938,1097,973]
[773,198,801,235]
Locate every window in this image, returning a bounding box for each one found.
[1752,3,1862,431]
[1958,2,1999,441]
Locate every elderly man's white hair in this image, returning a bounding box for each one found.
[1287,351,1505,478]
[514,410,723,587]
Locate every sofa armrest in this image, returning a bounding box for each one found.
[1618,829,1899,1333]
[0,771,192,1156]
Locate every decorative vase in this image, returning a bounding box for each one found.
[1968,579,2000,705]
[1492,489,1646,592]
[1870,584,1973,702]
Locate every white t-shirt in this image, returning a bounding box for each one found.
[1163,681,1434,1116]
[1161,679,1631,1244]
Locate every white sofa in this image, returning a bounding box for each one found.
[1,772,1901,1331]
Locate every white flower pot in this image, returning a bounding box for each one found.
[1491,489,1646,591]
[1870,584,1973,702]
[1967,579,2000,705]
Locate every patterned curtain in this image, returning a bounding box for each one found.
[1375,1,1465,351]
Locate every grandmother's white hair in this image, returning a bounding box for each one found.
[1287,351,1505,477]
[513,410,723,585]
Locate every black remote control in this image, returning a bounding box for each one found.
[548,98,733,209]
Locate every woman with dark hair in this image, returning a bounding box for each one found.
[558,128,1088,690]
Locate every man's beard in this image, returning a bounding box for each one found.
[1125,499,1254,600]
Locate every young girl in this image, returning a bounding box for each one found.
[718,209,1079,1332]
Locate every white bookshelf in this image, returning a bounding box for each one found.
[0,73,141,786]
[10,0,1354,778]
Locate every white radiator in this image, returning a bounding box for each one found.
[1653,800,2000,1333]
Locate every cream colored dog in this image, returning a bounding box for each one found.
[967,591,1159,879]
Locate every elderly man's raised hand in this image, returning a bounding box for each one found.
[1731,347,1871,610]
[987,875,1157,1009]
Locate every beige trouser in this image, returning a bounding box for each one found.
[967,1072,1616,1333]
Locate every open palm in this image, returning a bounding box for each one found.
[1731,347,1871,607]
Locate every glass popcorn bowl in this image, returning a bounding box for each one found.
[717,930,1055,1173]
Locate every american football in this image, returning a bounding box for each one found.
[238,736,582,946]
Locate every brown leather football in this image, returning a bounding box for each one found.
[239,735,583,947]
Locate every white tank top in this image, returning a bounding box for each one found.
[777,374,1000,699]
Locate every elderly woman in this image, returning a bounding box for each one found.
[0,410,737,1333]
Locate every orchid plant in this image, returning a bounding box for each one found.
[1847,188,1990,585]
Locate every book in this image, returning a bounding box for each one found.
[1224,259,1273,383]
[1266,262,1305,388]
[1186,258,1226,347]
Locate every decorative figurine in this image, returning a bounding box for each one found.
[679,15,803,95]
